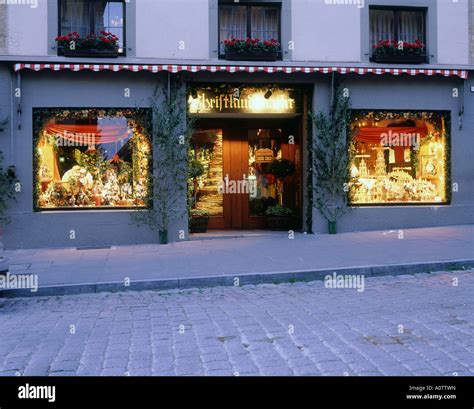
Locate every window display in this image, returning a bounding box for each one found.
[34,108,151,210]
[349,111,449,205]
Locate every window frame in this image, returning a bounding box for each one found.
[218,1,282,59]
[33,107,153,212]
[57,0,126,56]
[369,5,428,61]
[347,109,451,207]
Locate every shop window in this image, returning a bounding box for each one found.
[218,1,281,58]
[349,111,449,205]
[58,0,125,55]
[369,7,427,63]
[34,108,151,210]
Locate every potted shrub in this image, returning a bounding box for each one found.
[310,86,352,234]
[56,31,120,58]
[370,39,427,64]
[265,205,294,231]
[223,37,280,61]
[189,209,210,233]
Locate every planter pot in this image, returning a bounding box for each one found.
[60,48,119,58]
[370,54,427,64]
[266,216,294,231]
[159,230,168,245]
[328,221,337,235]
[224,50,279,61]
[189,216,209,233]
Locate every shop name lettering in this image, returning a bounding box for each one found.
[0,272,38,292]
[192,93,295,112]
[18,384,55,403]
[380,130,420,150]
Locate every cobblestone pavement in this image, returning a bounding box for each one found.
[0,270,473,376]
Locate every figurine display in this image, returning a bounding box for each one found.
[37,135,150,208]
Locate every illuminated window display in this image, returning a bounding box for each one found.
[349,111,449,205]
[34,108,152,209]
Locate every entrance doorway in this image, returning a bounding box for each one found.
[189,118,302,230]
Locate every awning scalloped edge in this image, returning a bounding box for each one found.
[13,63,468,79]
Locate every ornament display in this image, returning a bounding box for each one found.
[350,112,448,204]
[36,113,151,209]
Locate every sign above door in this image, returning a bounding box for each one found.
[187,85,301,115]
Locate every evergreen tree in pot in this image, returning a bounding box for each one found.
[132,80,195,244]
[310,86,353,234]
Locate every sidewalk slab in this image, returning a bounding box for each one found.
[1,225,473,298]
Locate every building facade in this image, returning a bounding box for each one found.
[0,0,473,249]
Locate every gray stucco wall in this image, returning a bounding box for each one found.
[1,67,473,248]
[2,69,187,249]
[312,74,474,234]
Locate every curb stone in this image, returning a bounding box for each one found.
[0,259,473,298]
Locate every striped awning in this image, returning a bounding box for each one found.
[13,63,468,79]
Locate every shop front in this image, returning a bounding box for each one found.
[187,84,308,230]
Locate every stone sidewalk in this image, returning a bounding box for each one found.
[2,225,474,296]
[0,270,472,376]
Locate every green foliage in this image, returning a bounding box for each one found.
[188,158,205,179]
[310,86,353,223]
[189,209,209,218]
[0,152,16,225]
[265,205,293,217]
[269,158,295,179]
[223,38,280,53]
[132,79,196,240]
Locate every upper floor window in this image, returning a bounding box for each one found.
[219,2,281,60]
[369,7,427,63]
[59,0,125,56]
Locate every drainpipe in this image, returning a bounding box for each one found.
[458,79,464,131]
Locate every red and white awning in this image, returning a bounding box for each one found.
[13,63,468,79]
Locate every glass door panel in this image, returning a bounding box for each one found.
[248,128,282,216]
[189,129,224,217]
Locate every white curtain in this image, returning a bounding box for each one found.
[399,11,425,44]
[370,9,425,49]
[92,1,108,35]
[251,7,279,41]
[219,6,246,52]
[60,0,90,37]
[370,10,394,47]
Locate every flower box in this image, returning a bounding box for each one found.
[223,37,280,61]
[370,54,427,64]
[224,50,279,61]
[60,48,119,58]
[371,39,427,64]
[56,32,120,58]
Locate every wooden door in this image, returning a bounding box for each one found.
[223,128,248,229]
